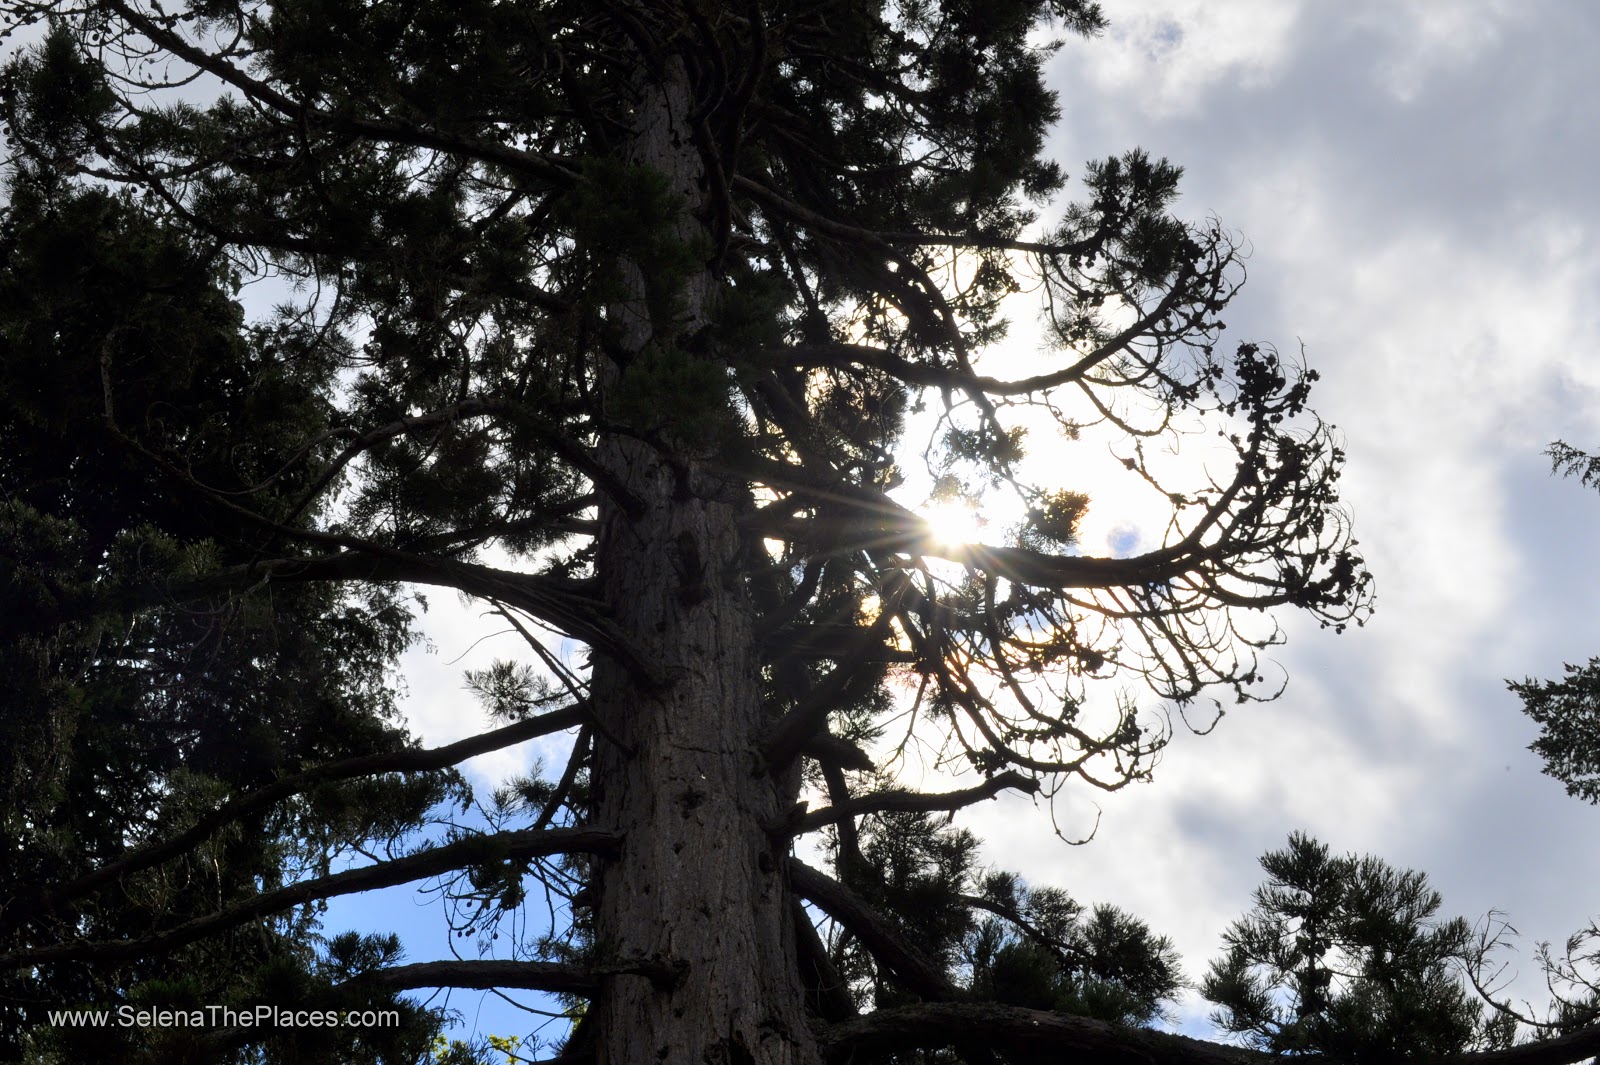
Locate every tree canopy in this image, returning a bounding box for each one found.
[21,1,1595,1063]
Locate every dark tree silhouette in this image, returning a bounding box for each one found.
[0,2,1434,1062]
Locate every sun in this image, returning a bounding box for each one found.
[921,499,985,548]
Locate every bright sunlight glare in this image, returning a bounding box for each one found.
[921,500,985,548]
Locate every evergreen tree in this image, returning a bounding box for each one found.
[0,2,1465,1062]
[1508,441,1600,808]
[0,169,460,1058]
[1202,833,1515,1062]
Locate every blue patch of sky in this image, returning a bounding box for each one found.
[1107,525,1141,557]
[318,799,575,1055]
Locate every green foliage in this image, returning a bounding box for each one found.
[0,25,116,183]
[1016,489,1091,551]
[607,341,735,448]
[1546,440,1600,490]
[1202,833,1498,1061]
[556,157,708,320]
[464,660,560,723]
[941,425,1029,480]
[0,163,453,1060]
[1510,658,1600,805]
[967,873,1183,1027]
[834,810,1184,1029]
[1507,446,1600,807]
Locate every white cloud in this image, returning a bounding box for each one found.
[1069,0,1305,116]
[398,591,564,791]
[948,15,1600,1023]
[1346,1,1527,102]
[1222,157,1600,711]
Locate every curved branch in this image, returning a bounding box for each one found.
[792,896,857,1023]
[761,610,897,772]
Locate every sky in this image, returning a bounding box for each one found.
[318,0,1600,1048]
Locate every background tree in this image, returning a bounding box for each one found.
[1508,440,1600,808]
[0,158,461,1061]
[0,1,1402,1062]
[1475,439,1600,1064]
[1202,833,1516,1062]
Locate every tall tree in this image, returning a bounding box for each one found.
[0,2,1398,1062]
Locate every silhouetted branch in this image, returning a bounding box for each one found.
[791,897,857,1022]
[795,771,1037,834]
[761,612,898,772]
[354,955,686,994]
[822,1002,1281,1065]
[20,704,586,925]
[6,828,620,969]
[787,859,958,1002]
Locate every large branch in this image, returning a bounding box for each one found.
[791,897,857,1023]
[5,828,619,969]
[794,771,1038,835]
[1455,1025,1600,1065]
[822,1002,1280,1065]
[17,705,585,926]
[288,552,660,681]
[44,543,660,687]
[761,611,897,772]
[823,1003,1600,1065]
[787,859,959,1002]
[352,956,685,995]
[737,454,1201,590]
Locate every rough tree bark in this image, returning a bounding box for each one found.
[585,52,822,1065]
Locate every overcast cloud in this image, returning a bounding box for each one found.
[949,0,1600,1033]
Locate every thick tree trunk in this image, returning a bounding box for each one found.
[585,54,823,1065]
